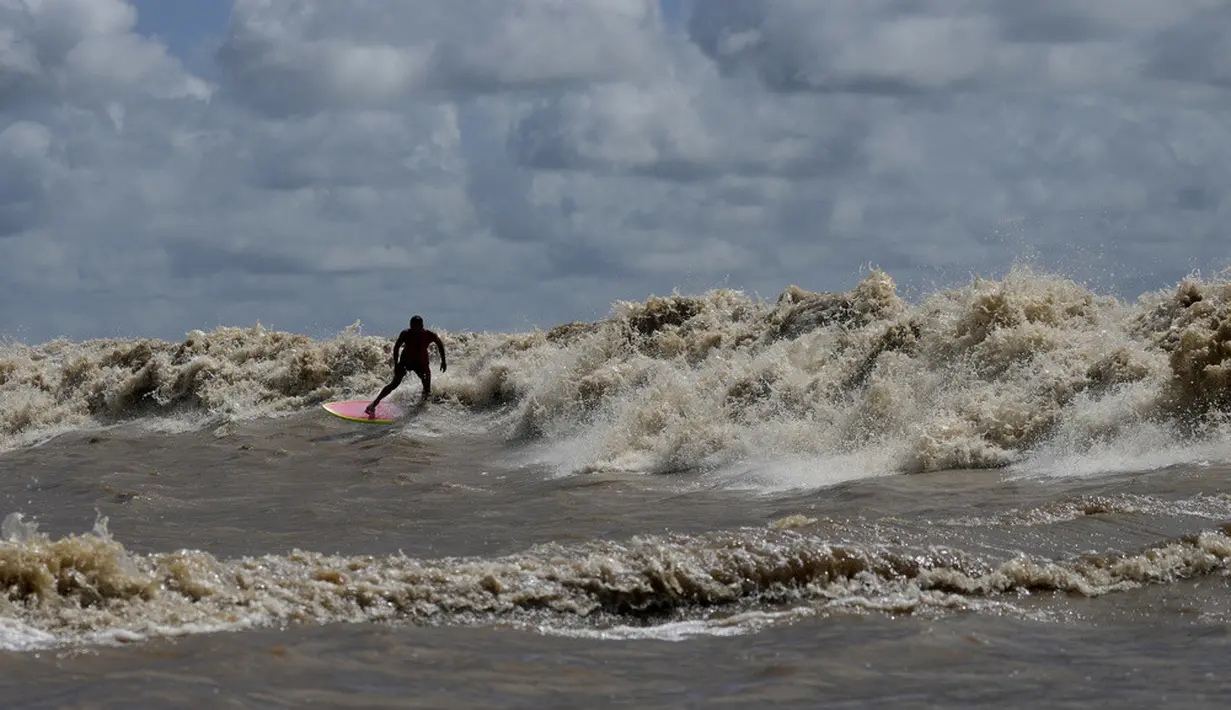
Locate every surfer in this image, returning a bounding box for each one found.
[366,315,447,415]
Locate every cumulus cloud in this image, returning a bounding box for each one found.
[688,0,1231,94]
[507,76,869,181]
[216,0,666,115]
[0,0,210,104]
[0,0,1229,342]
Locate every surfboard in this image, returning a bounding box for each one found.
[321,400,404,424]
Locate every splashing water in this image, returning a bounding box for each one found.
[5,269,1231,477]
[1,512,1230,651]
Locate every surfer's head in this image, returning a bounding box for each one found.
[410,315,424,330]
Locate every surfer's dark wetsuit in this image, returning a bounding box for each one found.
[366,315,447,415]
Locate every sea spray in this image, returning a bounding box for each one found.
[4,269,1231,475]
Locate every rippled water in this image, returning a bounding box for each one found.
[2,410,1229,707]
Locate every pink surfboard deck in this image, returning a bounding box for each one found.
[321,400,405,424]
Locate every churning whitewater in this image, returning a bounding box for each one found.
[4,268,1231,474]
[3,507,1231,651]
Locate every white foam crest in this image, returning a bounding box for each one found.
[440,267,1182,484]
[136,410,219,435]
[10,269,1231,489]
[705,450,903,493]
[4,512,1231,651]
[546,608,815,641]
[1011,419,1231,480]
[395,401,501,439]
[824,588,1035,620]
[0,618,58,652]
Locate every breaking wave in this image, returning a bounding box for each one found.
[5,267,1231,475]
[2,512,1229,651]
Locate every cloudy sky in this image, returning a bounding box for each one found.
[2,0,1230,343]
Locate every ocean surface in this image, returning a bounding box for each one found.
[3,268,1231,708]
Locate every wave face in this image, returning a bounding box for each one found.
[2,512,1230,650]
[5,268,1231,474]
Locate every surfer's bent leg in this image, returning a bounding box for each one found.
[367,365,406,413]
[411,362,431,399]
